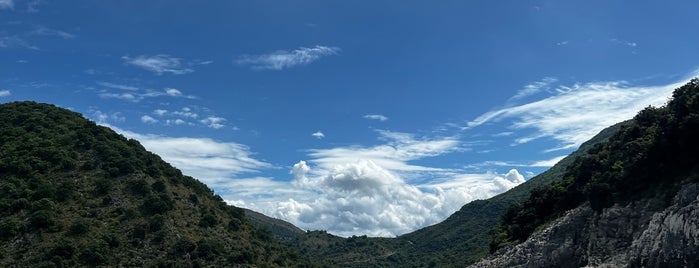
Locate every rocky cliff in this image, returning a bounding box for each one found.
[472,183,699,268]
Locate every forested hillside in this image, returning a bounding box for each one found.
[491,78,699,252]
[0,101,312,267]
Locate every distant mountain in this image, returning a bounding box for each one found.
[475,79,699,267]
[0,101,312,267]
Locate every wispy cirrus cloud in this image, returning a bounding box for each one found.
[307,130,461,174]
[122,54,194,75]
[467,73,698,151]
[510,77,557,101]
[98,81,138,91]
[364,114,389,121]
[0,36,38,50]
[237,45,340,70]
[107,125,273,187]
[31,26,75,39]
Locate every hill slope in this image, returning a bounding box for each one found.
[0,101,311,267]
[475,79,699,267]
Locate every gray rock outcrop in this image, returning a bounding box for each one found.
[472,183,699,268]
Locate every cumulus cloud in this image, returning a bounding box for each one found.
[141,115,157,124]
[467,76,693,151]
[364,114,389,121]
[311,131,325,139]
[0,90,10,97]
[237,45,340,70]
[90,110,125,123]
[165,88,182,96]
[153,109,168,116]
[122,54,194,75]
[0,0,13,9]
[200,116,226,129]
[271,160,526,237]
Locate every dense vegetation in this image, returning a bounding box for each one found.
[490,79,699,252]
[0,101,312,267]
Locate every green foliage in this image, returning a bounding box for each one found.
[491,79,699,252]
[140,193,174,215]
[0,101,315,267]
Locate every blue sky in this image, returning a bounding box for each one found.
[2,0,699,237]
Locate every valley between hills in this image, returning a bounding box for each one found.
[2,79,699,267]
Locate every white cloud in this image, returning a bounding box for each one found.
[107,126,273,188]
[308,130,461,174]
[200,116,226,129]
[98,81,138,91]
[311,131,325,139]
[141,115,157,124]
[153,109,168,116]
[0,0,13,10]
[31,26,75,39]
[364,114,389,121]
[173,108,198,119]
[98,88,192,102]
[0,90,10,97]
[237,45,340,70]
[611,38,638,48]
[166,119,188,126]
[467,75,695,151]
[530,155,566,167]
[99,92,139,102]
[165,88,182,96]
[556,41,569,46]
[510,77,557,100]
[101,123,523,237]
[90,110,125,123]
[269,160,525,237]
[122,54,194,75]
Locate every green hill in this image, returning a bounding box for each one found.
[490,78,699,252]
[0,101,312,267]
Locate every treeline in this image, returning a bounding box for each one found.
[490,79,699,251]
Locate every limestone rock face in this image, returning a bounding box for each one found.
[472,183,699,268]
